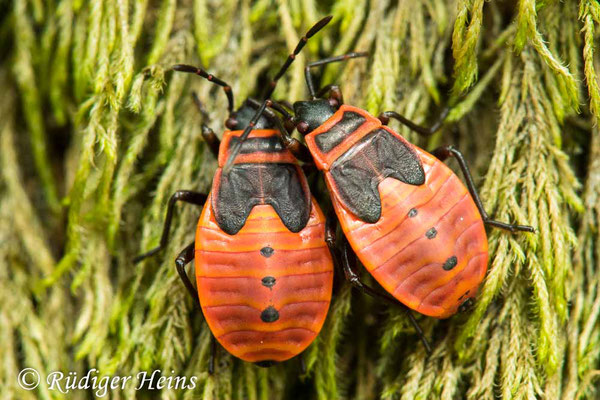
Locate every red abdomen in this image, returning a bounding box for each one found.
[329,148,488,318]
[195,197,333,362]
[305,105,488,318]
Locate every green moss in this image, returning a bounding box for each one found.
[1,0,600,399]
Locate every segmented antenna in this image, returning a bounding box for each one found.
[172,64,235,114]
[304,51,368,99]
[264,15,333,99]
[222,15,333,174]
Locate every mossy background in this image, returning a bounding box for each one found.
[1,0,600,399]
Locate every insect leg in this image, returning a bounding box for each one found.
[341,239,432,354]
[325,215,391,303]
[269,108,313,162]
[274,99,294,110]
[133,191,208,263]
[315,84,344,105]
[378,108,449,137]
[174,242,200,306]
[175,243,217,374]
[430,145,535,233]
[209,334,217,375]
[298,353,307,374]
[325,215,432,354]
[192,92,220,158]
[245,98,314,163]
[202,125,220,159]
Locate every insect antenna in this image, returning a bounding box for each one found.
[304,51,368,99]
[172,64,235,115]
[222,15,332,174]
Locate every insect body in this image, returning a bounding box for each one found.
[304,105,487,318]
[195,129,333,363]
[134,16,335,368]
[226,52,534,321]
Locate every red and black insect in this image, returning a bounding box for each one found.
[134,17,338,370]
[225,51,535,321]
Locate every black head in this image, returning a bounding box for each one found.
[293,99,335,135]
[226,99,274,130]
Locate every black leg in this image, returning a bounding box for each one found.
[244,98,314,163]
[274,99,294,110]
[191,92,220,158]
[209,334,217,375]
[324,214,432,354]
[304,52,368,99]
[223,99,270,173]
[324,211,338,258]
[246,97,295,123]
[430,145,535,233]
[176,240,219,375]
[175,242,200,306]
[133,191,208,263]
[277,118,314,164]
[223,99,314,172]
[298,353,307,374]
[173,65,235,115]
[175,242,217,374]
[378,107,449,137]
[340,239,432,354]
[202,125,220,159]
[315,84,344,106]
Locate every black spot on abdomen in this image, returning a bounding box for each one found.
[261,276,276,288]
[261,306,279,323]
[408,208,418,218]
[260,246,274,257]
[426,227,437,239]
[443,256,458,271]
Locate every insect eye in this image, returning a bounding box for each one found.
[226,117,238,130]
[328,97,340,108]
[297,121,309,135]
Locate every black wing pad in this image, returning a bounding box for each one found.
[329,128,425,223]
[212,163,311,235]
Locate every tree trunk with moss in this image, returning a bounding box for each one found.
[1,1,600,399]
